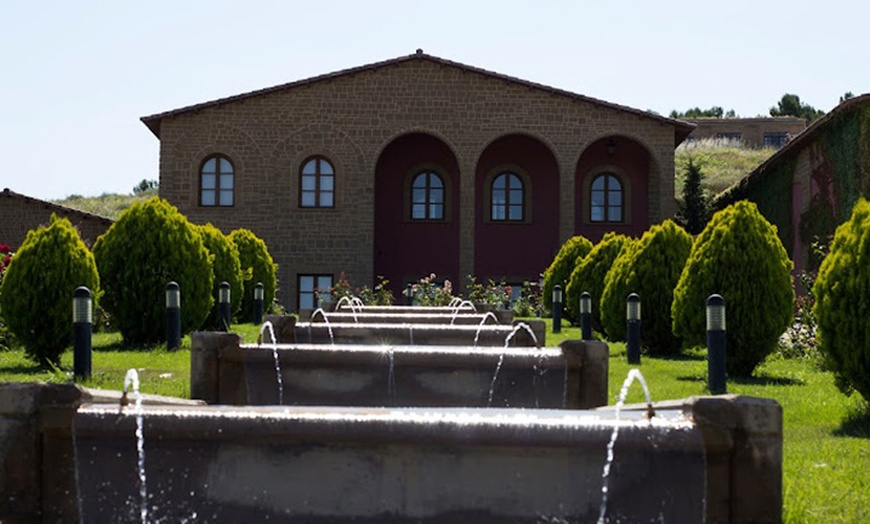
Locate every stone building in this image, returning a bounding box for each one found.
[685,117,807,149]
[0,188,112,250]
[142,50,694,310]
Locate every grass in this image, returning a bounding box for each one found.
[675,138,776,196]
[52,190,155,220]
[2,319,868,522]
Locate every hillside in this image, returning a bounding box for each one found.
[674,138,776,198]
[51,190,156,220]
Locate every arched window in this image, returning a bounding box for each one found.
[491,172,524,221]
[300,156,335,208]
[590,173,623,222]
[200,155,234,207]
[411,171,444,220]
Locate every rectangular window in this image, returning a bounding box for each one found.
[763,132,790,149]
[715,132,742,142]
[298,274,333,310]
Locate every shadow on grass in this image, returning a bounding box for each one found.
[730,373,805,387]
[657,351,706,362]
[0,363,53,375]
[676,375,705,383]
[834,404,870,439]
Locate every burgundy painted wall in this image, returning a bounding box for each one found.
[375,134,460,296]
[474,135,560,283]
[574,136,650,242]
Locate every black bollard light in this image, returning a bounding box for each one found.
[253,282,264,325]
[73,286,93,380]
[552,285,563,334]
[580,291,592,340]
[626,293,641,364]
[707,294,727,394]
[406,283,413,306]
[165,281,181,350]
[219,281,231,331]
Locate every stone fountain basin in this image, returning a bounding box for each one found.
[293,321,544,347]
[73,403,706,523]
[305,311,506,325]
[1,384,781,523]
[191,334,608,409]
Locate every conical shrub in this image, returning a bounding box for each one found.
[672,201,794,376]
[93,197,213,344]
[600,220,692,354]
[0,214,100,364]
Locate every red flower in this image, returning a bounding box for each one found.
[0,244,10,254]
[2,255,9,267]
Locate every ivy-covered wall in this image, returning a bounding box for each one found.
[712,156,797,256]
[712,97,870,270]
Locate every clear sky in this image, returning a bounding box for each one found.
[2,1,867,201]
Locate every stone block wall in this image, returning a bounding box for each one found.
[148,54,686,309]
[0,188,113,250]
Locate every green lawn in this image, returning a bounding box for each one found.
[1,320,868,522]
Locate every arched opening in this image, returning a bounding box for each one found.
[474,134,559,284]
[374,133,460,297]
[575,135,650,241]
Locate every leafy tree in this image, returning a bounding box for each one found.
[542,235,593,321]
[770,93,824,122]
[198,223,244,329]
[672,201,794,377]
[600,220,692,354]
[229,229,278,322]
[565,232,633,332]
[0,215,101,365]
[133,179,159,195]
[670,106,737,119]
[839,92,854,104]
[676,158,710,235]
[93,197,213,344]
[813,198,870,400]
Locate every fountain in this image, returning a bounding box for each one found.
[0,306,782,522]
[0,382,782,522]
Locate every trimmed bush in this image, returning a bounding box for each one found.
[229,229,277,321]
[600,220,693,354]
[198,224,244,329]
[813,198,870,400]
[565,233,633,332]
[672,201,794,376]
[0,215,100,364]
[93,197,213,344]
[542,235,593,320]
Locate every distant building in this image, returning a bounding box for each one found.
[141,51,694,310]
[713,94,870,276]
[0,188,113,251]
[684,117,807,149]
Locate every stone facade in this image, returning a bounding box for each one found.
[143,51,693,310]
[0,188,113,250]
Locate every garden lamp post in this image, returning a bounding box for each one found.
[73,286,93,380]
[219,281,231,331]
[253,282,264,324]
[707,294,727,394]
[580,291,592,341]
[552,285,563,334]
[165,281,181,350]
[626,293,641,364]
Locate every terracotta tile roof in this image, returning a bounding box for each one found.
[1,188,114,224]
[140,50,695,145]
